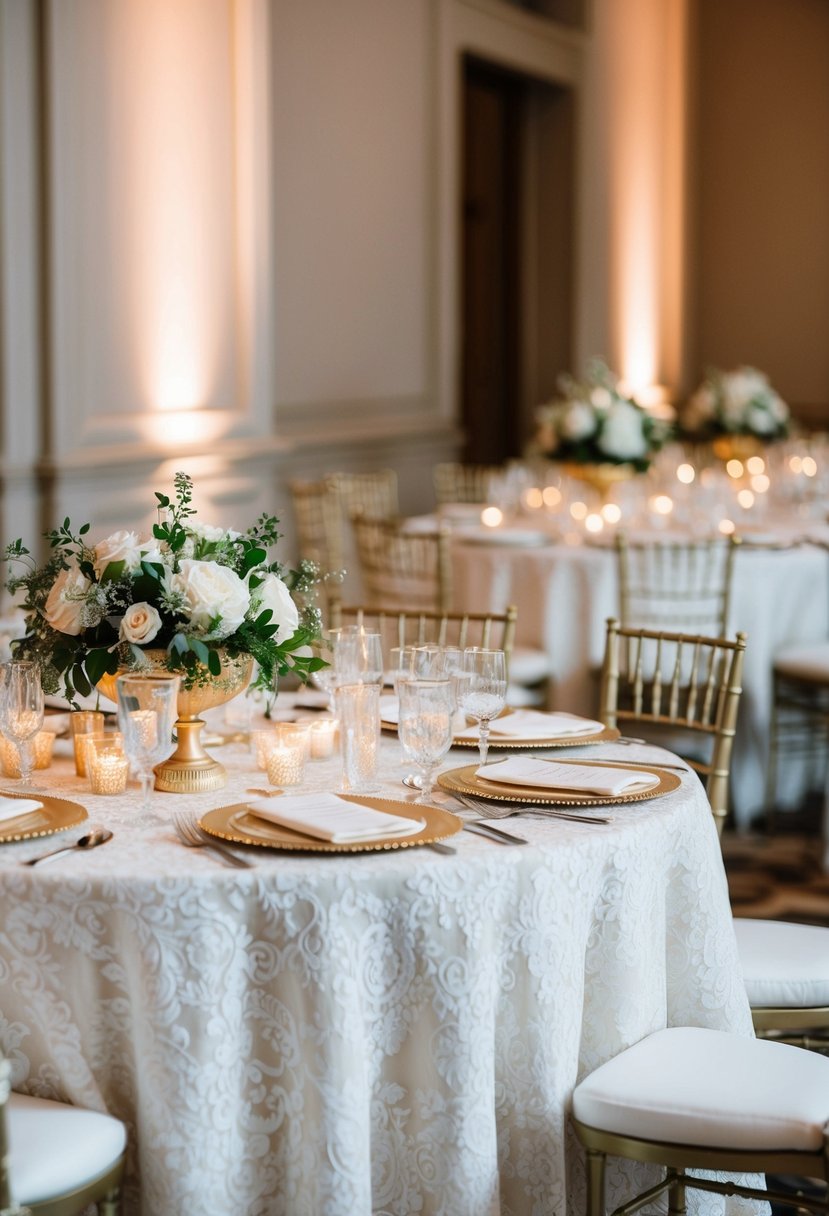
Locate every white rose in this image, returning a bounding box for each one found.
[559,400,597,442]
[171,559,250,639]
[597,401,649,461]
[119,602,162,645]
[745,403,777,435]
[43,565,91,636]
[94,530,144,576]
[250,572,299,640]
[589,386,613,411]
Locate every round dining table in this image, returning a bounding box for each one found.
[0,718,753,1216]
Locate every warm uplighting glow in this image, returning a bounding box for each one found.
[751,474,770,494]
[676,463,695,484]
[719,518,736,535]
[150,409,231,449]
[570,501,588,521]
[802,456,818,477]
[726,460,744,479]
[650,495,674,516]
[481,507,503,528]
[523,487,544,510]
[737,490,755,510]
[585,513,604,534]
[746,456,765,475]
[543,486,562,508]
[601,503,622,524]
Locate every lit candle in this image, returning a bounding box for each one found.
[75,732,105,780]
[70,710,105,776]
[310,719,338,759]
[0,730,56,777]
[266,741,306,787]
[89,751,129,795]
[277,721,312,760]
[251,727,278,770]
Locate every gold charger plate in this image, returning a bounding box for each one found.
[0,791,88,843]
[199,796,462,854]
[381,706,620,750]
[437,760,680,807]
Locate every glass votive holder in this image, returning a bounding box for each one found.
[71,710,106,777]
[0,730,57,777]
[265,741,306,788]
[310,718,338,759]
[88,747,129,796]
[335,682,380,794]
[276,721,312,761]
[251,727,279,770]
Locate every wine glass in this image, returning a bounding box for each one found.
[458,648,507,767]
[116,674,179,819]
[397,679,454,804]
[0,661,44,788]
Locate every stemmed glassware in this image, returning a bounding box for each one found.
[116,673,179,819]
[397,679,454,804]
[457,648,507,767]
[0,661,44,788]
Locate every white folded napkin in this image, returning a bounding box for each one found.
[247,793,425,843]
[0,796,43,823]
[455,710,603,740]
[379,695,400,724]
[476,756,660,796]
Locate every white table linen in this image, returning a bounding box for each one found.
[0,727,753,1215]
[451,535,829,826]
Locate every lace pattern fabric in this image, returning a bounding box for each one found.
[0,735,754,1215]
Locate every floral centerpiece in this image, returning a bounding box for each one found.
[533,359,669,474]
[4,472,324,708]
[681,366,789,446]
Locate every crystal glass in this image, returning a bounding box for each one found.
[116,673,180,818]
[335,682,380,794]
[397,679,454,803]
[0,661,44,788]
[458,648,507,767]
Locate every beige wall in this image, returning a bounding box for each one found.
[691,0,829,424]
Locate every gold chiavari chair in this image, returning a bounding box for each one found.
[572,1027,829,1216]
[600,618,829,1052]
[287,478,346,618]
[615,533,740,635]
[433,462,504,505]
[0,1055,127,1215]
[349,515,453,615]
[329,604,518,662]
[326,469,399,521]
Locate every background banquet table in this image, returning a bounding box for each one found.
[0,725,753,1216]
[449,528,829,827]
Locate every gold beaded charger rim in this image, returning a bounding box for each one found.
[0,791,88,843]
[437,761,681,807]
[199,796,462,854]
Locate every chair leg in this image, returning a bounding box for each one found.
[668,1170,686,1216]
[586,1148,606,1216]
[99,1185,122,1216]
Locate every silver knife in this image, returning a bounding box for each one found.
[463,821,529,845]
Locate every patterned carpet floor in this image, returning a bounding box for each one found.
[722,803,829,926]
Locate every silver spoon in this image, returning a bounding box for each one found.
[21,827,113,867]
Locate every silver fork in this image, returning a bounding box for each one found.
[452,792,612,825]
[172,813,254,869]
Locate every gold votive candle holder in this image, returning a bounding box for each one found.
[265,741,306,788]
[71,711,106,777]
[0,730,57,777]
[310,718,338,759]
[251,727,279,770]
[89,750,129,795]
[276,721,312,761]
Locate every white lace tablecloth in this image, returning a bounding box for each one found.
[451,536,829,826]
[0,729,753,1216]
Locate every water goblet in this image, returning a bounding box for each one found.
[0,661,44,788]
[397,679,454,804]
[458,648,507,767]
[116,674,180,820]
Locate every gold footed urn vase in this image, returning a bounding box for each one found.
[561,461,637,500]
[98,650,253,794]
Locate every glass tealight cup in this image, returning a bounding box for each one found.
[71,711,106,777]
[266,740,306,788]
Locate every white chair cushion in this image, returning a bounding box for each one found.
[734,917,829,1008]
[774,642,829,684]
[8,1092,126,1204]
[572,1026,829,1151]
[508,646,551,687]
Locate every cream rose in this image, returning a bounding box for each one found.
[251,572,299,640]
[172,559,250,639]
[119,602,162,645]
[94,530,144,576]
[43,565,91,636]
[559,400,597,442]
[597,400,649,461]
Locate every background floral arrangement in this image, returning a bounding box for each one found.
[4,472,324,705]
[681,366,790,440]
[533,359,670,470]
